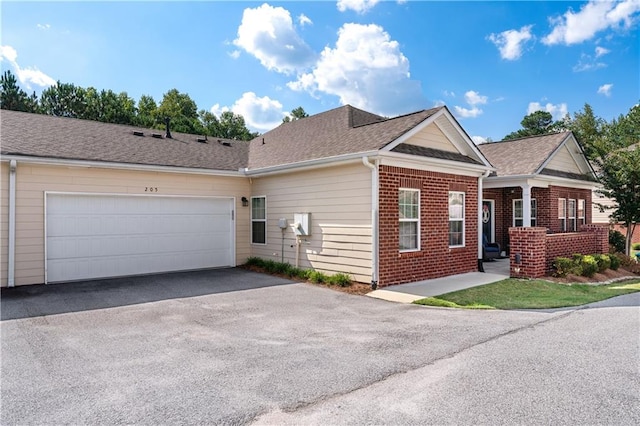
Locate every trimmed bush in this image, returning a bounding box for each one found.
[610,254,621,271]
[308,270,327,284]
[327,273,352,287]
[580,255,598,278]
[593,254,611,273]
[609,230,626,254]
[553,257,575,278]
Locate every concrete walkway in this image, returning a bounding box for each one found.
[368,259,510,303]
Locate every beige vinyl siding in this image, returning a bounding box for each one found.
[250,163,373,283]
[0,162,9,284]
[404,123,458,153]
[545,145,582,174]
[5,163,250,287]
[592,189,614,224]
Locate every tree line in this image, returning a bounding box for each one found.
[0,70,262,140]
[502,103,640,255]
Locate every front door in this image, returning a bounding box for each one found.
[482,200,495,242]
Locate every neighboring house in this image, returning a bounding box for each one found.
[478,132,598,253]
[1,106,494,288]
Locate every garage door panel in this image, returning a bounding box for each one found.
[46,194,234,283]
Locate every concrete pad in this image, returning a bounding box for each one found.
[368,272,508,303]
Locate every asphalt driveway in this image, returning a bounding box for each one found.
[2,268,638,425]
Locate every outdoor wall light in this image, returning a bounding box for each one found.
[241,197,249,207]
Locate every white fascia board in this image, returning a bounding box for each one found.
[434,109,493,168]
[484,174,598,190]
[243,150,379,177]
[381,109,443,152]
[564,135,598,179]
[0,155,245,177]
[379,151,493,177]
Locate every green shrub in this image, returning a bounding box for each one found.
[593,254,611,273]
[327,273,352,287]
[632,242,640,250]
[308,270,327,284]
[553,257,575,278]
[572,253,584,263]
[245,257,264,267]
[609,230,626,254]
[610,254,621,271]
[580,255,598,278]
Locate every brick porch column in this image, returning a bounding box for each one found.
[509,227,547,278]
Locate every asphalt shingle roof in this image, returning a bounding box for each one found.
[0,110,249,171]
[247,105,444,169]
[477,132,571,177]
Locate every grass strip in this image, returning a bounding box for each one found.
[413,278,640,310]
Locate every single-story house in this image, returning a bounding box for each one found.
[477,132,598,253]
[0,107,599,288]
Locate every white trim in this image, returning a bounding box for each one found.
[362,157,379,286]
[399,188,420,252]
[513,198,538,227]
[536,133,572,174]
[568,198,577,231]
[250,195,267,245]
[434,109,493,168]
[379,151,492,177]
[8,160,17,287]
[558,198,567,232]
[244,151,379,177]
[382,110,443,151]
[482,199,495,243]
[44,192,236,284]
[484,174,598,190]
[1,155,245,177]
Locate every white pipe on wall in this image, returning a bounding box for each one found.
[8,160,17,287]
[362,157,379,289]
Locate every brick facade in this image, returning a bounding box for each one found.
[509,224,608,278]
[378,165,479,287]
[484,185,593,252]
[613,223,640,246]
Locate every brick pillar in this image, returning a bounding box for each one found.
[580,224,609,254]
[509,227,547,278]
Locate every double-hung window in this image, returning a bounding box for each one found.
[558,198,567,231]
[448,192,465,247]
[568,199,577,231]
[399,189,419,251]
[578,199,586,226]
[513,199,537,227]
[251,196,266,244]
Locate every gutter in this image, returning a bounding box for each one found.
[362,156,379,290]
[8,160,16,287]
[243,151,380,177]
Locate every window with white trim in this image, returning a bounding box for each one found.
[558,198,567,232]
[399,189,419,251]
[251,196,266,244]
[449,192,465,247]
[568,199,577,231]
[578,199,586,226]
[513,199,537,227]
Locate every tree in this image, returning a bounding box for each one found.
[136,95,157,127]
[217,111,258,140]
[565,103,606,160]
[0,70,39,112]
[40,82,87,118]
[283,106,309,123]
[156,89,203,134]
[503,110,563,140]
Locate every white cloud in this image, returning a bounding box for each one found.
[527,102,569,120]
[288,23,424,117]
[0,45,56,90]
[488,25,534,60]
[298,13,312,27]
[36,23,50,30]
[228,50,241,59]
[464,90,488,106]
[337,0,380,14]
[572,52,607,72]
[471,136,488,144]
[233,3,315,74]
[595,46,610,57]
[543,0,640,45]
[433,100,446,107]
[212,92,285,132]
[443,90,455,97]
[597,83,613,96]
[454,106,483,118]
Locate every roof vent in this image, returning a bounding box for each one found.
[164,117,172,139]
[133,131,144,137]
[151,133,163,139]
[197,135,208,143]
[218,139,231,147]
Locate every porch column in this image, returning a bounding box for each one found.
[522,183,532,227]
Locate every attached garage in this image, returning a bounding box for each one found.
[45,193,235,283]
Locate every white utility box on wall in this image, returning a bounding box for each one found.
[293,212,311,236]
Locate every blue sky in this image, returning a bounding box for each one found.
[2,1,638,142]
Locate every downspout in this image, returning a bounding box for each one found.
[478,169,491,273]
[8,160,17,287]
[362,157,379,289]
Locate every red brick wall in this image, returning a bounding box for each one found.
[378,165,479,287]
[509,224,608,278]
[613,223,640,245]
[548,185,592,233]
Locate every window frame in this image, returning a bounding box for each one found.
[512,198,537,227]
[568,199,577,232]
[578,199,586,226]
[251,196,267,245]
[558,198,567,232]
[448,191,465,248]
[399,188,420,252]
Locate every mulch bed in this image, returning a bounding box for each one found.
[542,267,638,285]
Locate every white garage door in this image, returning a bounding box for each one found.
[46,193,235,283]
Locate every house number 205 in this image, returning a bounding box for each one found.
[145,187,158,192]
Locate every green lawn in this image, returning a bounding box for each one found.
[413,279,640,310]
